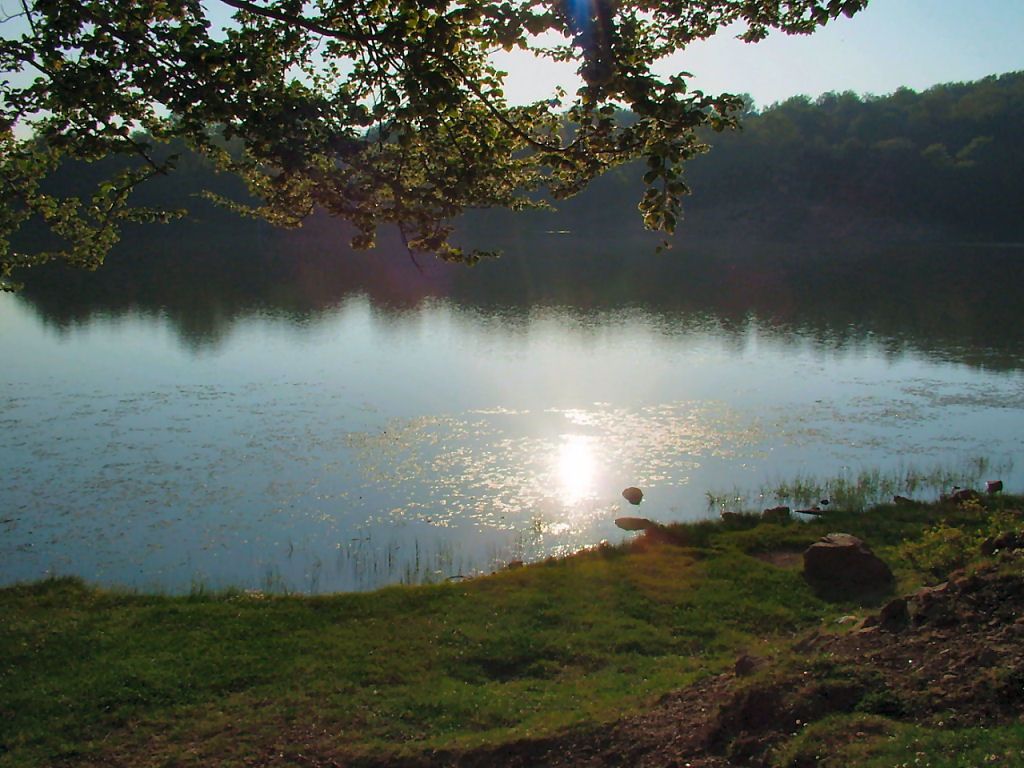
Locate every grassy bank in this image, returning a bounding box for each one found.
[2,494,1022,767]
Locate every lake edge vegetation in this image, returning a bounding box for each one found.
[3,491,1024,767]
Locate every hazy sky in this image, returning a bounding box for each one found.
[497,0,1024,109]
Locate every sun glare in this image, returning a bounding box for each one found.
[557,434,596,503]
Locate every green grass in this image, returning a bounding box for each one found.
[774,717,1024,768]
[857,722,1024,767]
[2,493,1023,767]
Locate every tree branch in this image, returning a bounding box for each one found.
[216,0,378,45]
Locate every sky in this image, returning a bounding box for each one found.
[496,0,1024,110]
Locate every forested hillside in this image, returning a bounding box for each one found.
[541,70,1024,240]
[13,70,1024,295]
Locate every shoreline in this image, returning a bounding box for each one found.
[3,492,1022,766]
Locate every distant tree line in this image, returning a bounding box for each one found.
[13,67,1024,299]
[17,69,1024,264]
[544,70,1024,240]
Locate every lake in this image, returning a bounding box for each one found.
[3,219,1023,593]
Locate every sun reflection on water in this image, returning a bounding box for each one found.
[556,433,597,504]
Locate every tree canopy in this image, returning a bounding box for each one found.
[0,0,866,288]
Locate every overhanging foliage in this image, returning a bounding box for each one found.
[0,0,866,287]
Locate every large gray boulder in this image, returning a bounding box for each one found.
[803,533,894,599]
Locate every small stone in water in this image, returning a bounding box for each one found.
[622,486,643,505]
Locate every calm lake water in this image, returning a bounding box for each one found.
[3,221,1024,593]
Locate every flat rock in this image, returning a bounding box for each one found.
[614,516,656,531]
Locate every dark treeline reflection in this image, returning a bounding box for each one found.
[15,209,1024,370]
